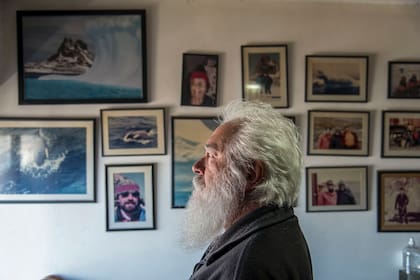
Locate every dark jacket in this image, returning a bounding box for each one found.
[189,205,313,280]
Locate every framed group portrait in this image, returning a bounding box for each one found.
[388,61,420,99]
[241,44,289,108]
[378,170,420,232]
[101,108,166,156]
[181,53,218,107]
[307,110,370,156]
[305,55,368,102]
[0,118,96,203]
[171,116,219,208]
[381,111,420,158]
[306,166,368,212]
[17,10,147,104]
[105,164,155,231]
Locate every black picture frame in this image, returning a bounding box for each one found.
[171,116,219,208]
[241,44,289,108]
[378,170,420,232]
[106,163,155,231]
[307,110,370,156]
[305,55,369,102]
[381,110,420,158]
[388,61,420,99]
[17,10,147,104]
[181,53,219,107]
[0,118,96,203]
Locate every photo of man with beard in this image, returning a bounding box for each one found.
[181,100,313,280]
[114,178,146,223]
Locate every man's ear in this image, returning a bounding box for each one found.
[246,160,265,192]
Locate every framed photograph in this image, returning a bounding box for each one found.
[17,10,147,104]
[171,116,219,208]
[0,118,95,203]
[388,61,420,99]
[378,170,420,232]
[307,110,370,156]
[181,53,218,107]
[306,166,368,212]
[106,164,155,231]
[305,55,368,102]
[101,108,166,156]
[241,44,288,108]
[381,111,420,158]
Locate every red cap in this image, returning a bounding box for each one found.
[190,71,208,83]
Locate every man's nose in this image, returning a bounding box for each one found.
[192,157,205,175]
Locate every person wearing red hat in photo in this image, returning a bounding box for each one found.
[183,69,215,107]
[114,179,146,222]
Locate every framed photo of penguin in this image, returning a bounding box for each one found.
[305,55,368,102]
[241,44,289,108]
[17,10,147,104]
[378,170,420,232]
[101,108,166,156]
[105,164,155,231]
[0,118,96,203]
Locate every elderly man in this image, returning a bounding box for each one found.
[182,100,312,279]
[114,178,145,222]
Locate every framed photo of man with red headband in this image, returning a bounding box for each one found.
[181,53,219,107]
[105,163,155,231]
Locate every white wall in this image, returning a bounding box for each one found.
[1,1,420,279]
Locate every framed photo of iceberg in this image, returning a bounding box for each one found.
[0,118,96,203]
[101,108,166,156]
[105,163,155,231]
[305,55,368,102]
[171,116,219,208]
[17,10,147,104]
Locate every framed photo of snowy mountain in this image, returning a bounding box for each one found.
[0,118,96,203]
[171,116,219,208]
[305,55,368,102]
[17,10,147,104]
[101,108,166,156]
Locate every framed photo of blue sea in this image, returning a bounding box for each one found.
[0,118,95,203]
[171,116,219,208]
[105,164,155,231]
[101,108,166,156]
[305,55,368,102]
[17,10,147,104]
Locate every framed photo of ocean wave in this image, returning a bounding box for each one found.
[305,55,369,102]
[171,116,219,208]
[17,10,147,104]
[0,118,96,203]
[101,108,166,156]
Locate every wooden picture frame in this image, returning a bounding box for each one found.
[381,110,420,158]
[388,61,420,99]
[171,116,219,208]
[307,110,370,156]
[241,44,289,108]
[17,10,147,104]
[0,118,96,203]
[305,55,368,102]
[378,170,420,232]
[101,108,166,156]
[181,53,218,107]
[106,164,155,231]
[306,166,368,212]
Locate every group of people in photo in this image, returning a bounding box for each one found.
[316,126,359,150]
[316,179,356,206]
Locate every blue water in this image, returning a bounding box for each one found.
[25,78,142,100]
[108,116,157,149]
[173,160,195,208]
[0,127,87,194]
[313,83,359,95]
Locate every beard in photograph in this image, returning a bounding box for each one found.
[180,165,246,250]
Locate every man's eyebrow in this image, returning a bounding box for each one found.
[204,143,218,151]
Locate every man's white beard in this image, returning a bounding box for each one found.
[180,168,245,250]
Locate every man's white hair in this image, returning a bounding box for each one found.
[220,100,303,207]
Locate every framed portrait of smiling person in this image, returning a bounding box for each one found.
[181,53,219,107]
[106,164,155,231]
